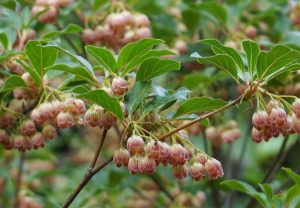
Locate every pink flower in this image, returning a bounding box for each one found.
[127,135,144,155]
[113,148,130,167]
[204,158,224,180]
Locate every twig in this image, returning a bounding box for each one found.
[158,95,243,141]
[148,174,174,201]
[246,136,290,208]
[62,157,113,208]
[14,152,25,208]
[90,130,108,169]
[62,129,109,208]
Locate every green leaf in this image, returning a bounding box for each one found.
[265,63,300,82]
[257,45,300,79]
[117,38,164,74]
[0,75,26,93]
[174,97,227,118]
[198,54,238,82]
[199,39,244,73]
[136,58,180,81]
[125,81,152,114]
[259,184,273,202]
[282,167,300,186]
[286,185,300,205]
[25,41,58,77]
[85,45,116,73]
[80,89,124,121]
[43,44,93,73]
[242,40,260,77]
[222,180,267,207]
[0,33,9,50]
[42,24,83,39]
[45,64,97,84]
[198,2,227,25]
[21,7,31,26]
[145,87,190,113]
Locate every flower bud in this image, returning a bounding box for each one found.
[252,127,263,143]
[9,99,25,113]
[19,120,36,136]
[13,135,27,151]
[112,77,128,95]
[146,141,161,160]
[194,153,208,165]
[245,25,257,39]
[99,111,116,129]
[134,27,151,40]
[133,14,150,27]
[74,99,86,114]
[13,88,28,99]
[31,132,45,149]
[204,158,224,180]
[205,127,219,139]
[158,142,171,164]
[42,124,57,140]
[0,112,16,128]
[252,111,268,130]
[170,144,188,165]
[190,163,206,181]
[84,108,100,127]
[266,100,283,114]
[82,29,97,44]
[128,156,139,174]
[113,148,131,167]
[0,130,9,144]
[127,135,144,155]
[172,165,189,179]
[292,99,300,118]
[138,157,156,174]
[57,112,74,128]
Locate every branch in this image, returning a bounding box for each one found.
[158,95,243,141]
[62,129,109,208]
[14,152,25,208]
[246,136,290,208]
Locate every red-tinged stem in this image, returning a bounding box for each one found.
[158,95,243,141]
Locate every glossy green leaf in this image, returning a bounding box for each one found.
[85,45,116,73]
[286,185,300,205]
[0,75,26,93]
[174,97,227,118]
[242,40,260,77]
[259,184,273,202]
[80,89,124,121]
[45,64,97,84]
[198,54,238,82]
[199,39,244,73]
[136,58,180,81]
[117,38,164,74]
[257,45,300,79]
[125,81,152,114]
[25,41,58,77]
[17,60,42,85]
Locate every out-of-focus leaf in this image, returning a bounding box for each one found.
[286,185,300,206]
[174,97,227,118]
[199,2,228,25]
[80,89,124,120]
[85,45,116,73]
[136,58,180,81]
[0,33,9,50]
[282,167,300,186]
[259,184,273,202]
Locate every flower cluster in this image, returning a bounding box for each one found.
[113,134,224,180]
[0,91,86,152]
[31,0,72,24]
[205,121,242,146]
[82,10,151,50]
[251,100,300,143]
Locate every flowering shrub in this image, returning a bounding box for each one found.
[1,0,300,208]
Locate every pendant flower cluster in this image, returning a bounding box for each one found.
[113,134,224,181]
